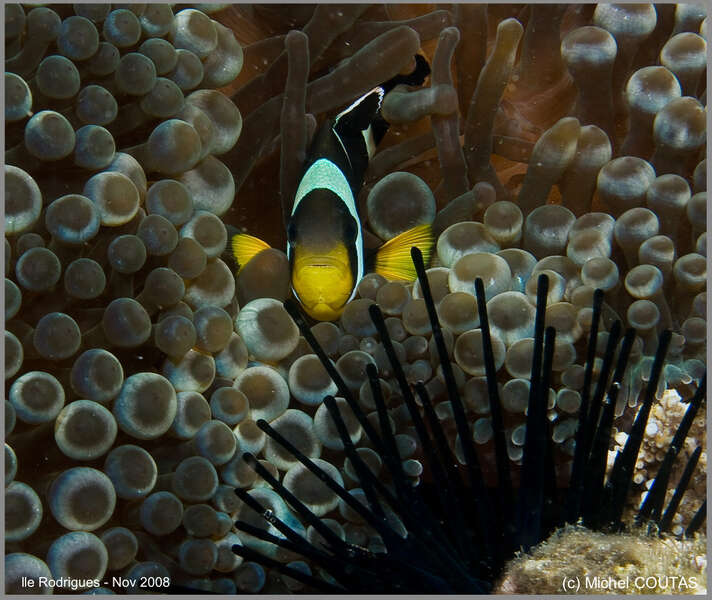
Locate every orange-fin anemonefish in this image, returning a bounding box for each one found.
[232,55,433,321]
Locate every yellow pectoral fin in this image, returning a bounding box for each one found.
[374,223,434,281]
[231,233,271,273]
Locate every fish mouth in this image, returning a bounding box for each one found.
[307,302,345,321]
[294,255,347,271]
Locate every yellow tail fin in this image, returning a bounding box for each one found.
[373,224,434,281]
[231,233,271,273]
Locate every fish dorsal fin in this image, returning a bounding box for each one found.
[333,88,385,166]
[373,224,434,281]
[231,233,271,273]
[334,87,385,133]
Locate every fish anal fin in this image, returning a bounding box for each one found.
[373,224,434,281]
[231,233,271,273]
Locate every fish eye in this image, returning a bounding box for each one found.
[287,222,297,243]
[345,217,358,241]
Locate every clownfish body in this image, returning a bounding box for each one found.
[232,56,434,321]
